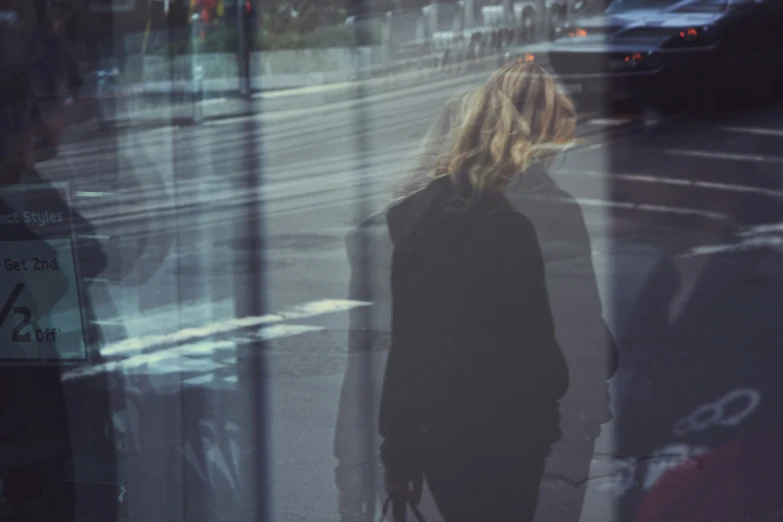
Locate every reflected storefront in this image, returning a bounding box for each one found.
[4,0,783,521]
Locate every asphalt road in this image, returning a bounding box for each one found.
[34,71,783,522]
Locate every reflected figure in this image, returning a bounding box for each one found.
[613,156,783,521]
[381,71,574,521]
[504,163,618,522]
[334,84,467,522]
[335,63,617,522]
[0,11,121,521]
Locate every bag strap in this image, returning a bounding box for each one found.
[381,496,426,522]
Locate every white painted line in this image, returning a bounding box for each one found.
[571,142,604,153]
[529,193,729,221]
[277,299,371,320]
[65,322,331,382]
[587,118,634,126]
[664,149,783,165]
[99,298,371,358]
[720,126,783,138]
[201,97,229,106]
[99,313,283,357]
[683,236,783,257]
[557,168,783,198]
[740,223,783,236]
[90,319,125,326]
[64,340,236,381]
[207,114,258,127]
[257,324,324,341]
[183,373,215,386]
[83,277,121,285]
[74,191,120,198]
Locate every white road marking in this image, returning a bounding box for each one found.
[67,299,370,381]
[276,299,370,320]
[530,193,729,221]
[720,126,783,138]
[571,142,604,153]
[683,236,783,256]
[99,298,371,358]
[183,373,216,386]
[201,97,229,106]
[740,223,783,236]
[587,118,635,126]
[64,340,236,381]
[557,168,783,198]
[664,149,783,165]
[74,191,120,198]
[77,234,112,240]
[256,324,324,341]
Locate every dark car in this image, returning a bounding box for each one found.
[546,0,783,105]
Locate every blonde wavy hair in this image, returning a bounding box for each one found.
[394,62,577,205]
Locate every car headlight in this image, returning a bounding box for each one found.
[662,26,718,48]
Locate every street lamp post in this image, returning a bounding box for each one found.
[237,0,254,97]
[190,13,205,123]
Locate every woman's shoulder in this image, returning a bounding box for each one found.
[482,207,538,242]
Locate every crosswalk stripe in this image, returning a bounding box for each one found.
[557,168,783,198]
[526,192,730,221]
[586,117,635,126]
[719,126,783,138]
[684,236,783,257]
[99,298,371,358]
[664,149,783,165]
[65,299,369,381]
[256,324,325,341]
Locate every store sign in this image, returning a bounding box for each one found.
[0,183,88,364]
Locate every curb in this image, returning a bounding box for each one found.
[94,51,540,127]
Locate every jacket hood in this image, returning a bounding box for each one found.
[386,164,558,246]
[386,176,451,246]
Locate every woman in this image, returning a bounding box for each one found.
[386,63,617,522]
[380,66,574,521]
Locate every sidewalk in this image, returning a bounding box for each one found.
[65,53,517,136]
[88,49,547,129]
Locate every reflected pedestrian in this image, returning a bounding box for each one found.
[0,9,121,521]
[334,92,468,522]
[614,157,783,522]
[391,62,617,522]
[380,79,572,521]
[485,63,619,522]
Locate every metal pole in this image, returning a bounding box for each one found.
[464,0,474,29]
[237,0,253,97]
[428,0,439,38]
[383,11,392,75]
[191,13,204,123]
[352,0,377,518]
[232,1,267,520]
[503,0,512,24]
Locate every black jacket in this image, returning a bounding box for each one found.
[506,165,617,435]
[333,165,618,493]
[379,175,569,479]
